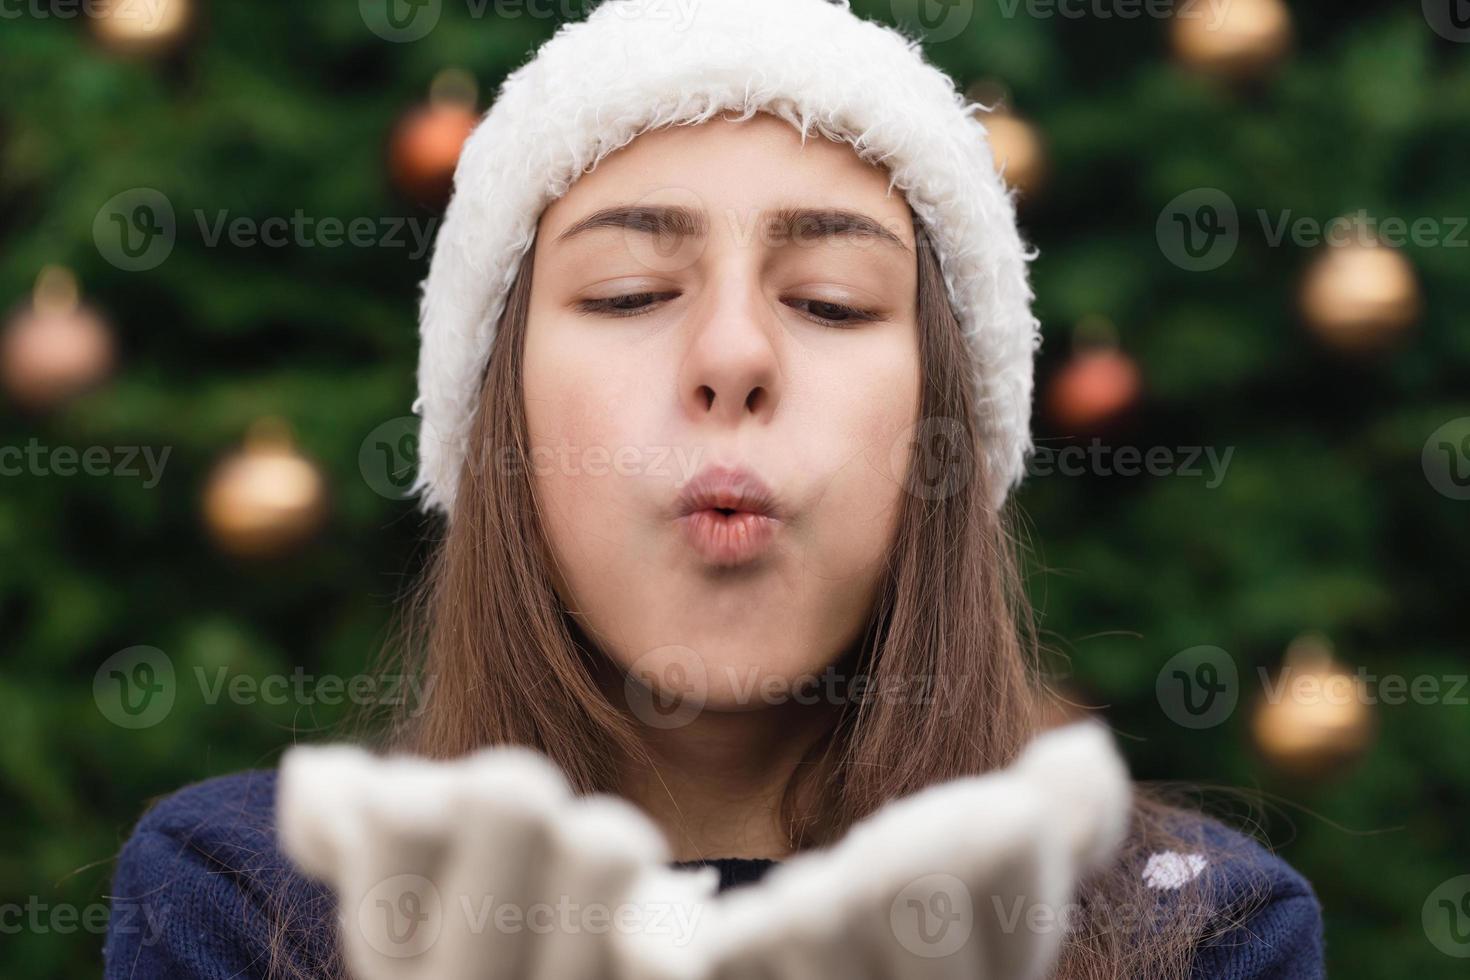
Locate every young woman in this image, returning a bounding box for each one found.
[104,1,1325,978]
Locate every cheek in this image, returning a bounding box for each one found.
[522,320,658,588]
[790,338,921,580]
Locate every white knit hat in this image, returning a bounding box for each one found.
[411,0,1040,517]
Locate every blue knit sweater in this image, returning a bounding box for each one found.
[104,769,1325,979]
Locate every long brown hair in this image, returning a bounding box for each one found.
[269,208,1265,980]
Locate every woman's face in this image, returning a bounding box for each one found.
[523,112,920,716]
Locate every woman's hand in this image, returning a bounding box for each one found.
[278,723,1130,980]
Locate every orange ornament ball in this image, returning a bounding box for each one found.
[1,267,115,410]
[1047,348,1142,434]
[389,102,478,209]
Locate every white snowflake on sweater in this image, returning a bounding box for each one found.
[1142,851,1209,890]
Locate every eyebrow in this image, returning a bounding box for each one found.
[553,204,912,254]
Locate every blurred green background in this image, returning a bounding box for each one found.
[1,0,1467,976]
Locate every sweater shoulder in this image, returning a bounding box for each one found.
[1147,809,1317,904]
[1140,810,1325,979]
[130,768,282,855]
[106,769,337,980]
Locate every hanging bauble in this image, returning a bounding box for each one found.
[1046,316,1142,435]
[965,79,1048,199]
[203,418,329,559]
[89,0,194,56]
[986,113,1048,199]
[1171,0,1292,81]
[389,68,480,210]
[1299,232,1420,353]
[1251,633,1375,779]
[0,266,115,410]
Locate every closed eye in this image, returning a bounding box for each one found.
[785,298,879,326]
[574,292,879,327]
[575,292,677,317]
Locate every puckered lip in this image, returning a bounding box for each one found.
[674,464,783,521]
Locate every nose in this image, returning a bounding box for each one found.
[678,276,782,427]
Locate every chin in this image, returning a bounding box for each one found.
[608,605,866,715]
[552,527,883,719]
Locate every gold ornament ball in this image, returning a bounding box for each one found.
[1251,637,1374,779]
[1171,0,1292,80]
[204,422,328,559]
[1300,240,1421,352]
[89,0,193,55]
[1,268,115,410]
[986,113,1047,198]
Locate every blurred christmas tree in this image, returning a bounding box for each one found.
[1,1,1466,976]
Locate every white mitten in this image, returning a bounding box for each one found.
[277,744,693,980]
[624,721,1131,980]
[278,722,1130,980]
